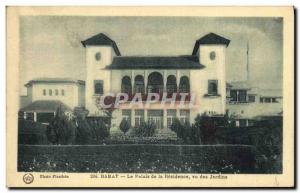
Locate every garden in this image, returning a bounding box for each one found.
[18,107,282,173]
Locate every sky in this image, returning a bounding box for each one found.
[20,16,283,94]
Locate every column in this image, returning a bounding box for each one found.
[163,109,167,130]
[131,70,135,94]
[131,109,135,127]
[144,70,148,93]
[176,70,180,88]
[33,112,37,122]
[163,70,167,92]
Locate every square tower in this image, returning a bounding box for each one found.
[81,33,121,115]
[190,33,230,117]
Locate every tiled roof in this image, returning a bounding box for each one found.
[25,78,85,87]
[192,33,230,55]
[107,55,205,69]
[81,33,121,56]
[20,100,72,112]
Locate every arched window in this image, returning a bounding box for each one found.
[179,76,190,93]
[166,75,177,95]
[147,72,164,94]
[134,75,145,94]
[121,76,132,95]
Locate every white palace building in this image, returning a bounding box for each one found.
[20,33,282,131]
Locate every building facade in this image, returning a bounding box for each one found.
[20,78,85,123]
[20,32,282,130]
[81,33,230,132]
[226,81,283,127]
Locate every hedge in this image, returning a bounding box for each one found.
[18,120,48,145]
[18,144,255,173]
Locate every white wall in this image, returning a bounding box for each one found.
[190,44,227,121]
[227,99,283,118]
[78,84,85,107]
[30,83,82,109]
[85,45,114,115]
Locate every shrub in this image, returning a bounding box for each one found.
[132,121,156,137]
[72,107,93,144]
[120,119,131,134]
[89,118,110,141]
[75,117,93,144]
[193,113,218,144]
[18,120,48,145]
[46,106,76,145]
[170,118,182,135]
[170,114,222,145]
[170,118,191,143]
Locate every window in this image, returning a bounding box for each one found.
[239,119,248,127]
[134,75,145,94]
[122,110,131,126]
[61,89,65,96]
[167,109,176,129]
[230,90,248,103]
[208,80,218,95]
[260,97,274,103]
[55,89,59,96]
[147,72,163,94]
[49,89,52,96]
[94,80,104,95]
[210,51,216,60]
[179,110,190,124]
[43,89,46,96]
[230,90,238,102]
[166,75,177,95]
[134,110,144,127]
[25,112,34,121]
[95,52,101,61]
[121,76,132,95]
[36,112,55,123]
[179,76,190,93]
[238,90,247,103]
[248,95,255,103]
[265,98,271,103]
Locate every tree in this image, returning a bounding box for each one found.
[73,107,92,144]
[120,119,130,134]
[192,113,218,144]
[94,95,117,134]
[46,106,76,145]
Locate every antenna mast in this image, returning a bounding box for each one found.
[246,41,249,82]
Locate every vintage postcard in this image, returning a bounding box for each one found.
[6,6,294,187]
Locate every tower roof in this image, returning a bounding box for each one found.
[192,33,230,55]
[81,33,121,56]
